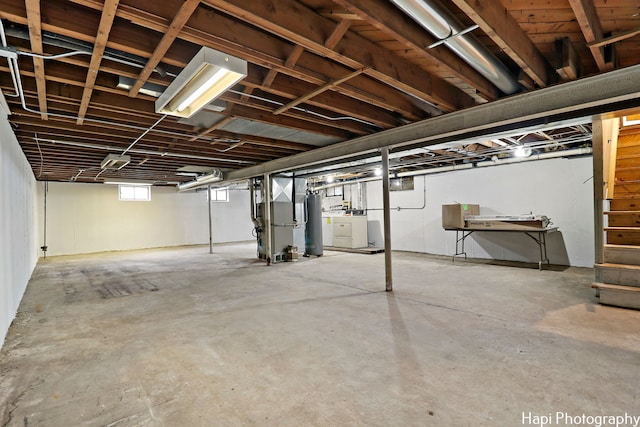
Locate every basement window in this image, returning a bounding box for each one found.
[390,177,414,191]
[119,185,151,201]
[209,188,229,202]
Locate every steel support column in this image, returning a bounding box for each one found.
[264,174,272,265]
[208,184,213,254]
[381,148,393,292]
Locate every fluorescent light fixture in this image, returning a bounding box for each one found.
[177,169,223,191]
[156,47,247,118]
[100,154,131,170]
[103,178,154,186]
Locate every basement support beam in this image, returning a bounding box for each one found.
[185,64,640,191]
[592,117,605,274]
[381,147,393,292]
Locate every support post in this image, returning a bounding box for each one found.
[208,184,213,254]
[381,148,393,291]
[592,117,605,275]
[264,174,272,265]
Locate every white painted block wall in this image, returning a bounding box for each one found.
[0,112,40,345]
[362,156,594,267]
[43,183,254,256]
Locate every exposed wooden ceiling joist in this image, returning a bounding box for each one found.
[0,0,637,184]
[202,0,477,111]
[76,0,120,125]
[24,0,47,119]
[128,0,201,97]
[568,0,611,71]
[331,0,500,100]
[448,0,556,88]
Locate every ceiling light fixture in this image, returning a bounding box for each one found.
[156,47,247,118]
[100,154,131,170]
[177,168,223,191]
[374,167,382,176]
[514,145,532,158]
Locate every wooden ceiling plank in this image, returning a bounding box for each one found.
[448,0,556,88]
[273,67,367,115]
[128,0,201,97]
[202,0,476,111]
[24,0,48,119]
[567,0,609,71]
[333,0,499,101]
[76,0,120,125]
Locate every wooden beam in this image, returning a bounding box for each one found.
[317,9,362,21]
[24,0,47,119]
[262,45,304,88]
[324,19,352,50]
[332,0,499,101]
[128,0,201,97]
[56,0,427,120]
[588,26,640,49]
[76,0,120,125]
[273,67,367,115]
[555,37,582,81]
[244,69,400,128]
[188,116,235,142]
[203,0,476,111]
[449,0,556,88]
[567,0,609,71]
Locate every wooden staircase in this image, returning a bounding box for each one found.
[594,133,640,309]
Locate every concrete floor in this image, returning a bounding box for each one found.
[1,243,639,426]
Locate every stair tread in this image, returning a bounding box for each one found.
[615,180,640,184]
[605,243,640,249]
[604,226,640,231]
[604,210,640,214]
[593,282,640,291]
[611,195,640,199]
[596,262,640,270]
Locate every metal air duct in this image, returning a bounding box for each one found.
[390,0,521,95]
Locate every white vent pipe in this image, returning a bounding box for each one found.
[390,0,521,95]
